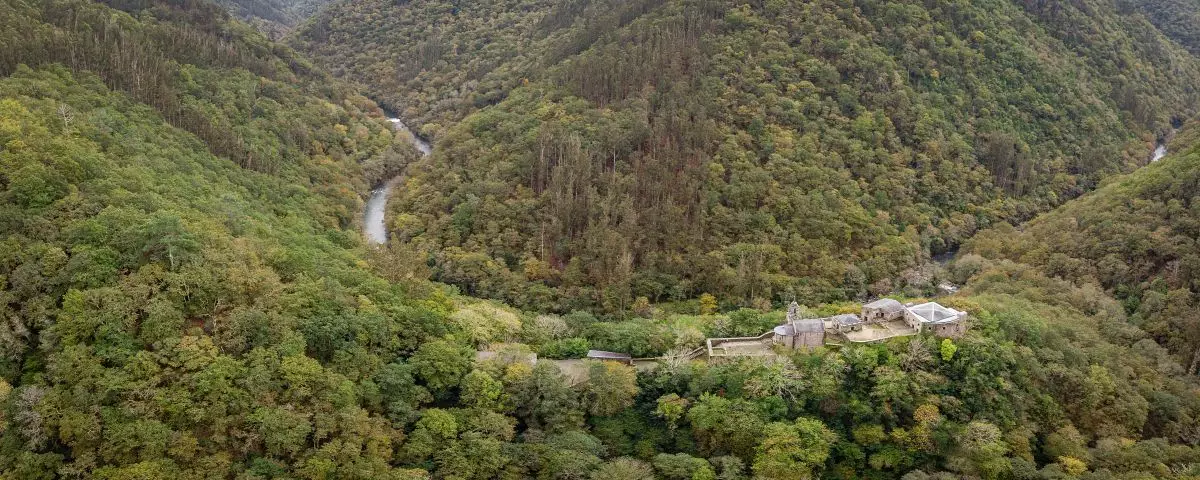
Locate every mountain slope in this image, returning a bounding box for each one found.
[1125,0,1200,55]
[290,0,598,134]
[4,1,1200,479]
[964,120,1200,373]
[296,0,1200,312]
[213,0,331,38]
[0,0,438,476]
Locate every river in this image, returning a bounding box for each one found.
[364,117,432,244]
[1152,143,1167,162]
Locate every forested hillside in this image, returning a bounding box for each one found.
[295,0,1200,313]
[1125,0,1200,55]
[0,0,419,188]
[4,0,1200,479]
[0,0,430,476]
[213,0,331,39]
[964,120,1200,375]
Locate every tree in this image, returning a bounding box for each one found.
[654,394,688,431]
[375,361,432,424]
[591,457,654,480]
[249,407,313,458]
[403,409,459,464]
[687,394,766,458]
[709,456,746,480]
[1043,425,1089,462]
[582,361,639,417]
[699,294,719,315]
[653,453,716,480]
[939,339,958,362]
[946,421,1010,479]
[0,379,12,431]
[132,212,201,270]
[751,418,837,480]
[409,339,474,394]
[461,369,507,411]
[507,363,582,430]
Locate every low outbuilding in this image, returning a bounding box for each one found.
[862,298,906,323]
[832,313,865,333]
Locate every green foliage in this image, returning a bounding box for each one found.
[582,361,639,417]
[592,457,655,480]
[0,60,436,477]
[540,337,592,359]
[939,339,957,362]
[752,418,837,480]
[460,369,507,411]
[654,393,688,431]
[5,0,1200,479]
[213,0,332,38]
[653,452,716,480]
[964,122,1200,373]
[699,294,719,315]
[296,0,1200,313]
[409,339,475,394]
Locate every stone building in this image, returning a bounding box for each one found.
[773,318,825,349]
[771,302,826,349]
[903,302,969,338]
[862,298,906,323]
[831,313,864,333]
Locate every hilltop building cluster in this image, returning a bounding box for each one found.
[771,299,968,350]
[484,300,970,364]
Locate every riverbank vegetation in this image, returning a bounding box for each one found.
[295,0,1200,313]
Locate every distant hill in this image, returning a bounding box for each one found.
[293,0,1200,311]
[212,0,330,38]
[1124,0,1200,55]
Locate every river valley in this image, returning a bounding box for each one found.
[364,117,432,244]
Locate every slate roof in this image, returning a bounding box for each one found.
[864,298,905,313]
[793,319,824,333]
[832,314,863,326]
[587,350,632,360]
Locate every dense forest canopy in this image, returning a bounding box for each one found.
[1125,0,1200,55]
[2,0,1200,478]
[964,120,1200,376]
[293,0,1200,313]
[212,0,331,39]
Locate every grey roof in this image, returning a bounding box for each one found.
[774,324,796,336]
[792,319,824,333]
[864,298,905,313]
[907,302,962,324]
[832,314,863,326]
[587,350,632,360]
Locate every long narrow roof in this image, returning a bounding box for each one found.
[587,350,632,360]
